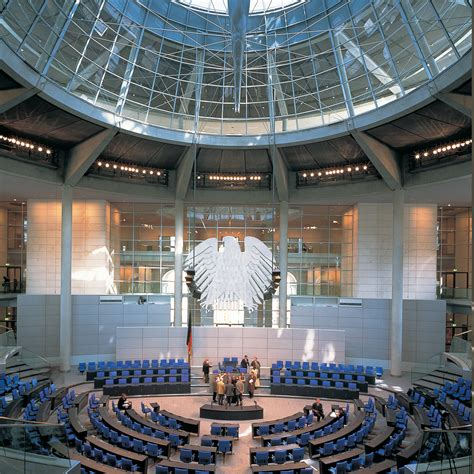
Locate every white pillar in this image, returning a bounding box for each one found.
[59,185,73,372]
[390,189,404,376]
[279,201,288,328]
[174,199,184,327]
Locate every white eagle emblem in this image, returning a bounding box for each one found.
[184,236,275,311]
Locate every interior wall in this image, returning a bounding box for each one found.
[0,208,7,279]
[115,327,346,367]
[354,202,437,300]
[26,200,112,295]
[291,297,446,369]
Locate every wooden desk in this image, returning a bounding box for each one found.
[413,405,431,429]
[319,447,365,474]
[249,443,299,464]
[201,434,235,450]
[50,387,68,410]
[86,435,149,472]
[395,393,415,414]
[309,411,366,458]
[364,426,395,452]
[357,459,397,473]
[150,402,160,412]
[99,395,110,407]
[373,396,387,417]
[69,451,137,473]
[262,414,336,446]
[384,408,397,427]
[98,406,170,458]
[354,399,365,411]
[73,392,88,411]
[437,400,470,429]
[157,459,216,474]
[179,443,217,463]
[396,431,423,467]
[252,412,304,437]
[68,407,88,439]
[210,421,239,437]
[160,409,200,435]
[126,409,190,444]
[250,462,309,473]
[36,400,51,422]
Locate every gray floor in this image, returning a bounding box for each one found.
[51,368,419,474]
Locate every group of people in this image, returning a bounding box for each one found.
[213,373,245,405]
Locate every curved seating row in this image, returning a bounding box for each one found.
[102,379,191,396]
[271,361,381,378]
[271,375,368,392]
[155,459,216,474]
[275,369,374,385]
[210,422,239,438]
[252,412,306,437]
[79,359,189,374]
[251,443,305,465]
[251,462,312,473]
[156,409,200,435]
[271,381,359,400]
[88,367,189,381]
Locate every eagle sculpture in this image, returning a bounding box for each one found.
[184,236,275,311]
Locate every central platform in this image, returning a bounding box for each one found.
[200,403,264,420]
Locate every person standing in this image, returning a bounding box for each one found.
[202,359,211,384]
[236,377,244,406]
[225,380,234,406]
[312,398,324,421]
[251,357,261,387]
[240,355,249,370]
[212,375,217,403]
[248,375,256,398]
[217,377,225,405]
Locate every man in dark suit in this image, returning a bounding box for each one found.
[202,359,211,383]
[312,398,324,421]
[240,355,249,369]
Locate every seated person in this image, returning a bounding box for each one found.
[312,398,324,421]
[117,393,132,410]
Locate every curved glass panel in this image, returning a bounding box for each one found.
[0,0,471,137]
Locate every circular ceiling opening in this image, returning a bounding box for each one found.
[177,0,306,15]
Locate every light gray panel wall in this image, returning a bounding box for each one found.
[115,327,345,367]
[17,295,172,364]
[291,297,446,369]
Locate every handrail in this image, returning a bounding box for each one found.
[0,415,61,427]
[454,330,472,336]
[422,426,472,433]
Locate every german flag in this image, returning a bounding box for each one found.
[186,310,193,362]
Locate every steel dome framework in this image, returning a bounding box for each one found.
[0,0,471,142]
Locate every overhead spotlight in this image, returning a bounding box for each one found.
[442,147,447,152]
[113,164,117,169]
[120,166,124,170]
[157,171,161,176]
[105,163,110,168]
[46,149,51,154]
[302,173,307,178]
[433,150,438,155]
[318,172,322,176]
[363,165,368,170]
[97,161,102,166]
[310,172,314,177]
[149,170,154,175]
[423,152,428,157]
[38,147,43,152]
[142,169,147,174]
[446,145,452,150]
[415,153,420,159]
[347,167,352,172]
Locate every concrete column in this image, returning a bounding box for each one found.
[59,185,73,372]
[390,189,404,376]
[279,201,289,328]
[174,199,184,327]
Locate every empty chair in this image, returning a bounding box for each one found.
[121,459,137,471]
[133,438,144,453]
[121,435,132,449]
[274,450,287,464]
[287,420,296,431]
[257,425,269,436]
[290,447,304,462]
[198,451,213,465]
[270,437,282,447]
[322,380,331,388]
[335,381,344,388]
[335,437,346,452]
[348,382,357,390]
[180,448,194,463]
[201,437,213,447]
[211,425,221,436]
[298,432,310,447]
[297,379,305,385]
[175,469,188,474]
[329,461,348,474]
[155,465,169,474]
[106,453,118,467]
[217,439,232,458]
[169,433,182,449]
[227,426,238,438]
[255,451,269,466]
[286,435,297,445]
[78,362,86,373]
[168,418,181,430]
[272,422,284,433]
[146,442,161,457]
[349,456,362,471]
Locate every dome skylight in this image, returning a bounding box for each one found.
[177,0,306,14]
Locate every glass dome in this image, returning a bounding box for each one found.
[1,0,471,138]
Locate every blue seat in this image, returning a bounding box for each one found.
[255,451,269,465]
[310,379,318,386]
[298,432,310,447]
[375,367,383,377]
[169,433,182,448]
[286,434,297,444]
[146,442,161,457]
[211,425,221,436]
[285,378,293,384]
[273,376,281,384]
[296,371,304,377]
[297,379,305,385]
[318,441,334,456]
[270,437,282,446]
[175,469,188,474]
[180,448,194,463]
[78,362,86,373]
[290,447,304,462]
[329,461,348,474]
[331,373,340,379]
[274,450,287,464]
[287,420,296,431]
[141,402,152,417]
[257,425,269,436]
[227,426,239,437]
[335,381,344,388]
[156,466,168,474]
[198,451,213,465]
[133,439,144,453]
[106,452,118,467]
[201,437,213,447]
[322,380,331,387]
[121,458,137,471]
[272,422,284,433]
[320,372,328,379]
[335,437,346,452]
[217,439,232,457]
[348,382,357,390]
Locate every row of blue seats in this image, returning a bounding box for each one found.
[255,446,305,465]
[317,417,376,457]
[441,379,472,403]
[256,414,315,436]
[223,357,239,363]
[0,374,21,395]
[180,442,231,463]
[328,451,376,473]
[210,424,239,437]
[61,389,77,410]
[156,467,213,474]
[265,416,349,448]
[274,370,369,382]
[90,409,166,455]
[0,378,39,415]
[22,383,56,421]
[98,368,189,377]
[113,409,183,449]
[149,409,183,430]
[79,359,189,372]
[74,436,138,471]
[272,377,358,390]
[271,361,383,376]
[104,375,189,385]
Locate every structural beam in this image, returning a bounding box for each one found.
[435,92,472,118]
[175,146,196,200]
[64,128,116,186]
[351,131,402,190]
[273,148,289,202]
[0,87,36,114]
[279,200,289,328]
[390,189,404,377]
[59,185,73,372]
[174,199,184,327]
